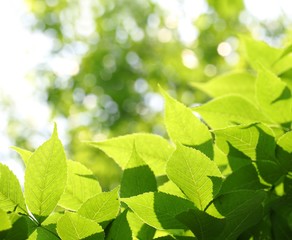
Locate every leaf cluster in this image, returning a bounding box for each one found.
[1,37,292,239]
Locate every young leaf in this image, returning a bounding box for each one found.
[192,71,255,101]
[256,65,292,125]
[87,133,174,176]
[120,144,157,198]
[122,192,195,230]
[241,36,283,70]
[58,160,102,211]
[0,163,26,213]
[176,208,225,240]
[57,212,104,240]
[166,144,222,210]
[78,187,120,224]
[24,125,67,223]
[4,212,28,240]
[106,209,132,240]
[214,123,276,161]
[0,208,12,231]
[160,88,213,158]
[10,146,32,166]
[194,95,269,129]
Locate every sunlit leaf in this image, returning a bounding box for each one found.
[59,160,102,211]
[78,187,120,224]
[161,88,213,157]
[120,144,157,198]
[57,212,104,240]
[0,163,26,213]
[122,192,195,230]
[24,125,67,223]
[166,144,222,209]
[194,95,269,129]
[87,133,174,176]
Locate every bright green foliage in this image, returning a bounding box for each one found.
[58,160,102,211]
[120,144,157,198]
[77,187,120,224]
[0,209,11,231]
[0,163,26,213]
[122,192,195,230]
[57,212,104,240]
[161,88,213,158]
[192,71,256,101]
[24,124,67,223]
[166,144,222,209]
[256,65,292,125]
[2,36,292,239]
[194,95,269,129]
[241,36,283,70]
[88,133,174,176]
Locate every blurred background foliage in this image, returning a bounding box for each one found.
[4,0,292,189]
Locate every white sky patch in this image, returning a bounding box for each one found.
[244,0,292,21]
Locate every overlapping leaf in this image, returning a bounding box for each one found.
[120,145,157,198]
[78,187,119,224]
[122,192,195,230]
[161,88,213,157]
[192,71,255,101]
[87,133,174,176]
[0,163,26,213]
[166,145,222,209]
[58,160,102,211]
[57,212,104,240]
[194,95,268,129]
[256,65,292,125]
[24,125,67,222]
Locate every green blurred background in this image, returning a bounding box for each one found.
[1,0,292,189]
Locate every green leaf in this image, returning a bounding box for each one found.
[120,144,157,198]
[24,125,67,223]
[27,227,59,240]
[87,133,174,176]
[214,123,276,160]
[271,212,292,240]
[158,181,186,199]
[176,209,225,240]
[160,88,213,158]
[218,164,266,195]
[122,192,195,230]
[10,147,32,166]
[127,210,156,240]
[256,65,292,125]
[194,95,269,129]
[241,36,283,70]
[57,212,104,240]
[78,187,119,224]
[214,190,266,240]
[4,213,28,240]
[58,160,102,211]
[0,163,26,213]
[166,145,222,209]
[192,71,255,101]
[214,123,285,183]
[276,131,292,171]
[0,208,12,231]
[106,209,132,240]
